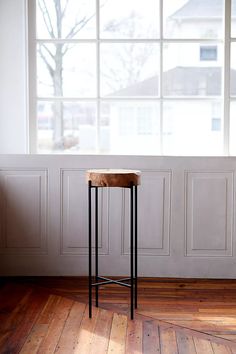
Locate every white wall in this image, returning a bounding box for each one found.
[0,0,28,153]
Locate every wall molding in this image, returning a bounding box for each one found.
[121,169,172,256]
[60,168,110,255]
[0,168,48,255]
[184,170,234,257]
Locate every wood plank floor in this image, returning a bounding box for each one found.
[1,277,236,353]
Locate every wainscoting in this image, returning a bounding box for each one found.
[0,155,235,277]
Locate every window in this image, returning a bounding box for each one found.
[118,106,153,135]
[29,0,236,155]
[119,107,135,136]
[137,107,152,135]
[211,102,221,131]
[200,46,218,61]
[212,118,221,131]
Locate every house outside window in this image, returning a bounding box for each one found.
[211,102,221,131]
[200,46,218,61]
[212,118,221,131]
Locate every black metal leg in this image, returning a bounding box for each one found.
[88,181,92,318]
[95,187,99,307]
[130,184,134,320]
[135,185,138,309]
[88,181,138,320]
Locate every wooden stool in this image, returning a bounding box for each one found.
[86,169,141,319]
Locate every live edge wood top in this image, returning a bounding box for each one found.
[86,169,141,187]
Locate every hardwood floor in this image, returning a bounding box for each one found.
[1,277,236,353]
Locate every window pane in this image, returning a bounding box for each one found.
[163,43,222,96]
[100,43,159,97]
[100,101,160,154]
[37,101,97,153]
[231,44,236,97]
[36,0,96,39]
[200,46,218,61]
[232,0,236,37]
[37,44,96,97]
[163,100,223,155]
[230,101,236,155]
[100,0,159,39]
[163,0,223,39]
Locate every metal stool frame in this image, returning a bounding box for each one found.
[88,180,138,320]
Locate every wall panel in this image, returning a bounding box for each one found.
[185,171,233,257]
[60,169,109,255]
[0,169,47,254]
[122,170,171,256]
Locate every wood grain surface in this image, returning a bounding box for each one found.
[86,169,141,187]
[1,277,236,353]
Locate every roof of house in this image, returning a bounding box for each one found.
[110,76,159,97]
[163,66,222,96]
[171,0,236,19]
[110,67,236,96]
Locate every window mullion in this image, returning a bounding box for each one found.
[223,0,231,155]
[160,0,163,155]
[28,0,37,153]
[96,0,100,153]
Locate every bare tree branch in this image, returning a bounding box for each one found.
[62,0,69,19]
[38,44,54,78]
[41,43,55,61]
[65,14,93,39]
[54,0,62,37]
[62,43,73,56]
[102,71,122,88]
[65,0,109,39]
[38,0,55,38]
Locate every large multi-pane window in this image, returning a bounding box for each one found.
[31,0,236,155]
[230,0,236,154]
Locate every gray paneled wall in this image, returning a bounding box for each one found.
[0,155,235,277]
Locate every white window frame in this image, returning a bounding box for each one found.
[27,0,236,156]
